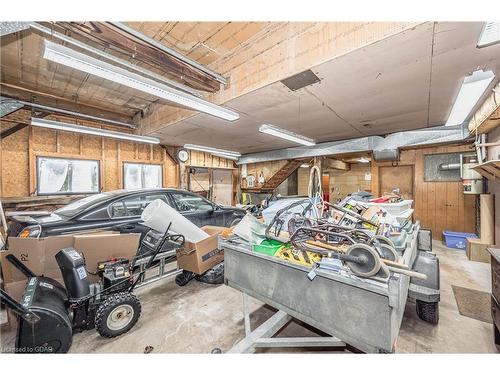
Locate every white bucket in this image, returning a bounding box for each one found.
[141,199,209,242]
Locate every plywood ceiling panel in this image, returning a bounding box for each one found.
[153,22,500,153]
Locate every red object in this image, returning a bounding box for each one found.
[370,197,390,203]
[323,193,329,203]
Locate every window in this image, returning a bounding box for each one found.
[170,191,213,212]
[56,192,111,218]
[123,163,162,189]
[37,156,100,195]
[109,193,169,218]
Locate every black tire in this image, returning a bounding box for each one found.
[175,270,195,286]
[416,300,439,324]
[195,263,225,285]
[95,292,141,338]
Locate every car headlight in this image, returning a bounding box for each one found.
[19,225,41,238]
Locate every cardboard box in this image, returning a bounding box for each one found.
[176,226,226,275]
[466,237,491,263]
[1,231,140,284]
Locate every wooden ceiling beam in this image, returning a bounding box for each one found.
[0,82,134,122]
[56,22,221,93]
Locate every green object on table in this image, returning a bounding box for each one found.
[252,239,285,256]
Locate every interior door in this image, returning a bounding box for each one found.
[212,169,233,206]
[378,165,414,199]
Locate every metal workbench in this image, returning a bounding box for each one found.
[221,222,429,353]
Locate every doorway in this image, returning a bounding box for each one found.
[212,169,233,206]
[378,165,414,199]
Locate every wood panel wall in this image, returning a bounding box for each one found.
[187,150,236,169]
[328,164,371,202]
[0,123,179,198]
[371,143,477,239]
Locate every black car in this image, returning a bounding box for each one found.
[8,188,246,238]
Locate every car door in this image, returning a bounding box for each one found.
[107,193,170,236]
[168,191,220,227]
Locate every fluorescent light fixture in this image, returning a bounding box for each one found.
[300,163,310,168]
[31,118,160,144]
[184,144,241,159]
[259,124,316,146]
[445,69,495,126]
[477,22,500,48]
[43,40,239,122]
[357,157,370,163]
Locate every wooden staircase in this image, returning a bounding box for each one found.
[244,159,304,192]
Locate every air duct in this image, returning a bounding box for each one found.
[237,123,471,165]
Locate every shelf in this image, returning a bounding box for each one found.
[472,160,500,180]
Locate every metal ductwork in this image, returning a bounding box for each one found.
[237,136,382,164]
[373,149,399,161]
[439,163,461,171]
[237,123,471,165]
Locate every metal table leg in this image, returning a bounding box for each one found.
[228,293,346,353]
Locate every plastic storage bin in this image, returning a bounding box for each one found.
[389,231,408,253]
[252,239,285,256]
[365,200,413,215]
[443,231,478,249]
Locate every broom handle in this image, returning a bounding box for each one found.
[386,266,427,280]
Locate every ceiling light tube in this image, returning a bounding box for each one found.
[31,118,160,144]
[477,22,500,48]
[43,40,239,122]
[445,69,495,126]
[259,124,316,146]
[30,23,201,98]
[183,144,241,157]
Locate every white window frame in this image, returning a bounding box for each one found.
[123,162,163,189]
[36,156,101,195]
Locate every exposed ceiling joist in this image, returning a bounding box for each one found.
[109,22,227,85]
[55,22,221,92]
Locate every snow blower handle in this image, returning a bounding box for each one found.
[0,289,40,323]
[5,254,36,279]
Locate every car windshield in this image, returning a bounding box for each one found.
[55,192,112,217]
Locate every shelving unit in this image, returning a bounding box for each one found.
[472,160,500,180]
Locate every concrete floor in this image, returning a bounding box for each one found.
[1,240,497,353]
